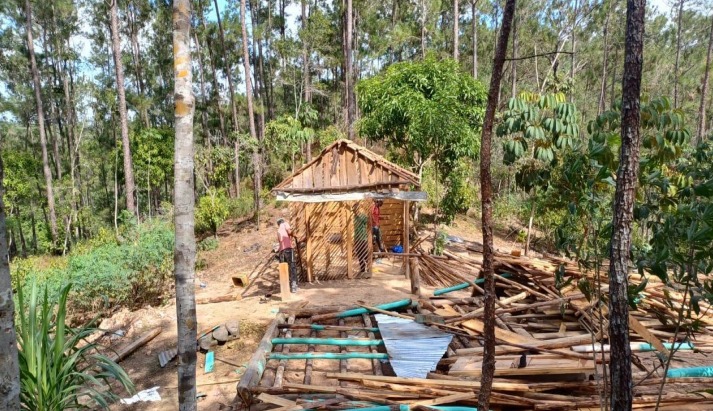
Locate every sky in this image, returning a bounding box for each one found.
[0,0,702,122]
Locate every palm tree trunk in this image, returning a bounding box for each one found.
[241,0,261,222]
[697,13,713,144]
[25,0,58,246]
[110,0,138,216]
[173,1,198,409]
[609,0,645,409]
[477,0,516,410]
[0,155,20,410]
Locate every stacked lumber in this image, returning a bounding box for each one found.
[239,244,713,410]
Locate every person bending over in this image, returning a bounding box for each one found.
[276,218,298,293]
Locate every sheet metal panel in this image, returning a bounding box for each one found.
[375,314,453,378]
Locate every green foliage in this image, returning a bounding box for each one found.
[358,57,487,223]
[265,115,315,161]
[228,189,255,219]
[196,188,230,237]
[639,141,713,286]
[498,92,580,192]
[14,221,174,313]
[17,282,135,410]
[433,231,448,256]
[131,127,175,191]
[316,125,344,149]
[198,237,219,252]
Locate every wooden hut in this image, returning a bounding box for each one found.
[273,139,425,283]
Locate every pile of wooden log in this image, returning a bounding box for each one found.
[238,246,713,410]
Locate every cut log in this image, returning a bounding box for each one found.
[107,327,162,363]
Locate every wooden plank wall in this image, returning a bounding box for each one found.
[288,200,406,281]
[378,199,404,249]
[287,145,405,190]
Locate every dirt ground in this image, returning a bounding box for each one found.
[108,205,478,410]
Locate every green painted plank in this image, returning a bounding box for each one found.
[272,337,384,346]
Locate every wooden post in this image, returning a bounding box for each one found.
[279,262,292,301]
[403,200,410,279]
[410,257,420,295]
[305,204,313,282]
[346,202,354,278]
[366,201,373,273]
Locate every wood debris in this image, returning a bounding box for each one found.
[237,242,713,410]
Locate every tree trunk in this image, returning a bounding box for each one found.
[213,0,241,196]
[674,0,685,108]
[609,0,645,409]
[192,31,216,186]
[345,0,355,140]
[570,0,578,82]
[213,0,240,135]
[453,0,459,60]
[25,0,58,246]
[0,155,20,410]
[477,0,516,410]
[198,0,228,144]
[524,195,535,256]
[472,0,478,78]
[697,13,713,144]
[110,0,138,216]
[173,1,198,409]
[420,0,427,58]
[30,202,38,253]
[511,13,518,99]
[302,0,313,161]
[598,0,613,114]
[241,0,261,221]
[16,209,27,258]
[611,47,618,108]
[127,1,150,128]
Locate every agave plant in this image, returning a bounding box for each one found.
[17,282,135,410]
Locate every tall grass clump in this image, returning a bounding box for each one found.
[17,282,134,410]
[13,220,174,314]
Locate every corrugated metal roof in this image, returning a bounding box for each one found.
[375,314,453,378]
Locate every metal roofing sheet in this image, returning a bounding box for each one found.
[375,314,453,378]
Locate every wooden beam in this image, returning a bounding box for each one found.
[346,203,354,279]
[279,263,292,301]
[629,314,670,357]
[403,200,410,282]
[305,204,313,283]
[276,181,414,193]
[325,372,531,392]
[237,315,284,405]
[107,327,162,363]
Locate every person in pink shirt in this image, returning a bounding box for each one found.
[276,218,298,292]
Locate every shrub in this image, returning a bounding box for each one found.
[228,189,255,219]
[198,237,219,252]
[17,282,135,409]
[15,221,174,314]
[196,188,230,237]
